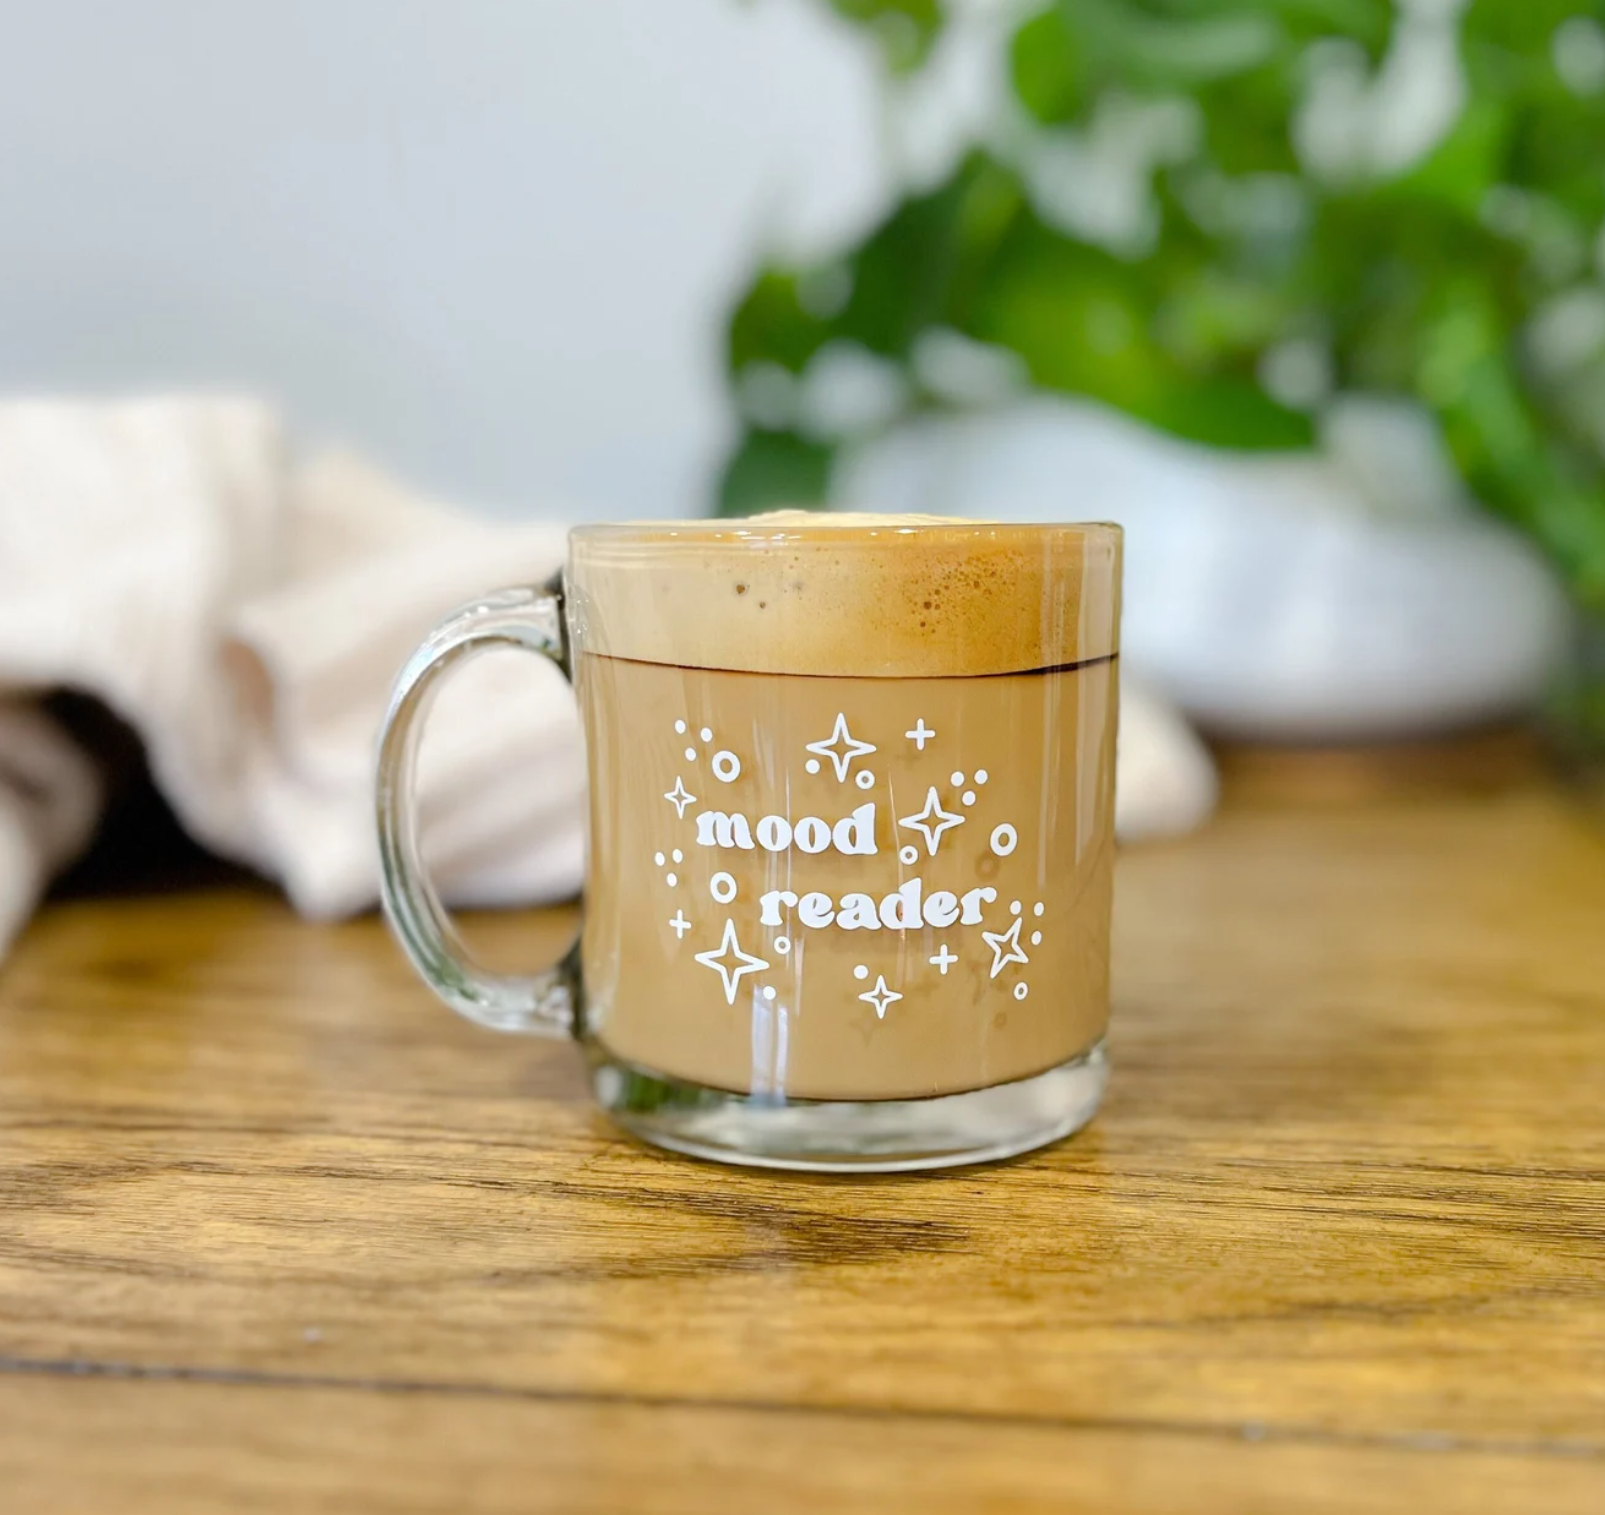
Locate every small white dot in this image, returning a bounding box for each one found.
[899,844,919,865]
[951,771,965,786]
[665,873,677,887]
[684,747,697,761]
[1013,982,1029,1001]
[1010,899,1022,915]
[762,986,777,1001]
[700,727,713,742]
[774,937,790,955]
[1031,931,1042,946]
[1033,901,1044,916]
[710,871,737,904]
[856,769,875,790]
[653,852,665,867]
[712,750,742,783]
[675,720,687,734]
[975,769,988,784]
[853,964,869,980]
[805,758,821,774]
[962,790,976,806]
[990,823,1018,857]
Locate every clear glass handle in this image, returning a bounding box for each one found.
[375,584,579,1036]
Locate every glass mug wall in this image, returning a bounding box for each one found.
[377,518,1121,1170]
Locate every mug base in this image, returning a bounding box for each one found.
[587,1040,1107,1173]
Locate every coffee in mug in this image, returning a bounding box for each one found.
[378,516,1121,1170]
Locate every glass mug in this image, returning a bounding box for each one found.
[377,517,1121,1171]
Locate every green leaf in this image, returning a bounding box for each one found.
[1382,97,1510,216]
[834,154,1022,356]
[1145,375,1315,449]
[728,271,829,375]
[716,431,834,517]
[1011,7,1084,124]
[1055,0,1283,91]
[828,0,945,71]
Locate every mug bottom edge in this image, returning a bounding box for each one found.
[588,1040,1108,1174]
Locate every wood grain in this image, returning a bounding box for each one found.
[1,762,1603,1511]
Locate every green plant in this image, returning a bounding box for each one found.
[717,0,1605,615]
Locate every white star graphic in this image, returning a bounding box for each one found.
[981,917,1030,980]
[897,786,966,856]
[858,973,903,1019]
[805,712,876,782]
[693,918,770,1006]
[663,776,697,817]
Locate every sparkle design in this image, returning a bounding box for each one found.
[898,786,966,857]
[930,944,958,975]
[694,919,770,1006]
[859,974,903,1020]
[981,917,1030,980]
[664,777,697,817]
[668,910,691,939]
[906,720,935,749]
[805,712,876,783]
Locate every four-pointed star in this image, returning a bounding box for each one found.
[693,919,771,1005]
[858,973,903,1019]
[805,712,876,783]
[897,785,966,856]
[980,916,1030,980]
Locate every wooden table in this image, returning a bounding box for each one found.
[2,750,1603,1512]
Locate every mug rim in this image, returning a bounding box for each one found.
[569,516,1123,553]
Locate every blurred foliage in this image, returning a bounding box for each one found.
[828,0,946,68]
[718,0,1605,612]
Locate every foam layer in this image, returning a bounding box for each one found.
[567,514,1121,677]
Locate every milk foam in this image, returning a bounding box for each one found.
[568,514,1121,677]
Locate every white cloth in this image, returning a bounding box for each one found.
[0,395,1213,961]
[0,397,585,957]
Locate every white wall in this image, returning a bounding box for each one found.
[0,0,885,518]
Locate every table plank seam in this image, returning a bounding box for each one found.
[2,1355,1600,1464]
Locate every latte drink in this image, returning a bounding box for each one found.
[568,518,1121,1109]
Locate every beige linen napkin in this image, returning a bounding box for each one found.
[0,397,584,956]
